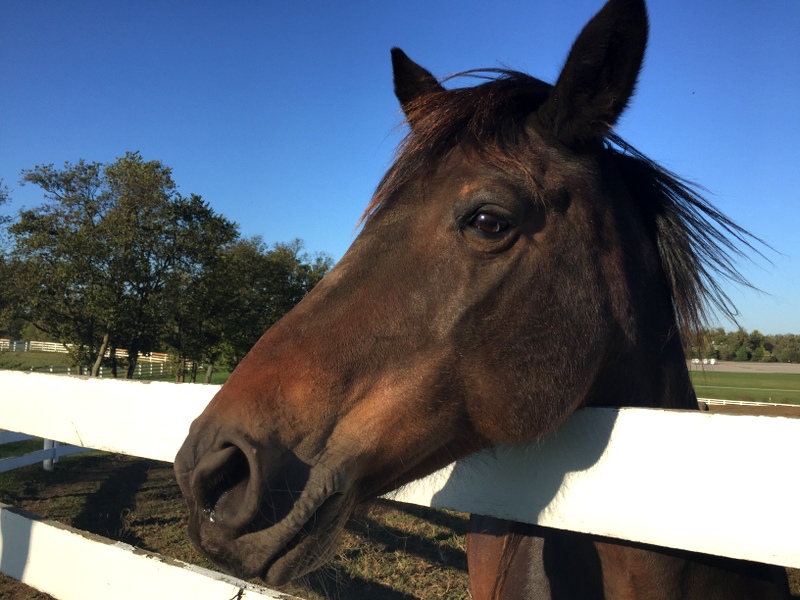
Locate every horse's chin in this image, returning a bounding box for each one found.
[255,520,348,586]
[188,479,357,586]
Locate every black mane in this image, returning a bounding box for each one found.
[606,135,762,340]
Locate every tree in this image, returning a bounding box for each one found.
[774,334,800,363]
[0,179,12,327]
[0,178,10,227]
[10,160,111,370]
[734,345,751,362]
[747,330,765,355]
[214,237,332,371]
[8,153,243,378]
[100,152,183,377]
[160,236,330,382]
[751,345,767,362]
[7,154,332,380]
[159,195,239,382]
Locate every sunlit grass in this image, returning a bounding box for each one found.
[690,371,800,405]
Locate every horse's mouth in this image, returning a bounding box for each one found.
[187,462,358,586]
[256,491,353,584]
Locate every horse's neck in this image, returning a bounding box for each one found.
[588,328,697,410]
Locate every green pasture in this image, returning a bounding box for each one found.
[690,370,800,405]
[0,350,72,371]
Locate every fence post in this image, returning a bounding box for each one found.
[42,439,54,471]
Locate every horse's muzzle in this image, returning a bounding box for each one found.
[174,425,356,585]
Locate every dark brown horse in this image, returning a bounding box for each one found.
[174,0,790,597]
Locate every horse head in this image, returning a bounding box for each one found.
[174,0,742,586]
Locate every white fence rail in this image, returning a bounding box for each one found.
[0,433,90,473]
[1,371,799,599]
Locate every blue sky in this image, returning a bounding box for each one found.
[2,1,798,334]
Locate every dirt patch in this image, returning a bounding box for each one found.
[689,361,800,375]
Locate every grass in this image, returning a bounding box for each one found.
[690,371,800,405]
[0,351,73,371]
[0,439,43,460]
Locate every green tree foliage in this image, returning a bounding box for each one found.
[210,237,332,373]
[695,328,800,364]
[160,195,239,382]
[99,152,207,377]
[0,179,12,329]
[10,160,111,369]
[6,153,332,380]
[161,236,333,381]
[0,178,10,226]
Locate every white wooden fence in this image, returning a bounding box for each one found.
[0,338,172,363]
[1,371,799,599]
[702,397,800,409]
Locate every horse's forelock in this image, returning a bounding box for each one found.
[362,71,552,224]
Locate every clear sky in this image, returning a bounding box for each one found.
[2,1,798,334]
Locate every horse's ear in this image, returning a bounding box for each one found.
[538,0,648,147]
[391,48,445,118]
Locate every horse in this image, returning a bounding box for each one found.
[174,0,790,597]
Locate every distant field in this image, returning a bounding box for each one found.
[690,370,800,405]
[5,350,800,404]
[0,350,72,371]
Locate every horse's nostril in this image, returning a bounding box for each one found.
[195,444,253,528]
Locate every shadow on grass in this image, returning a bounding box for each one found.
[342,499,468,574]
[349,518,467,573]
[298,567,429,600]
[371,499,470,532]
[72,459,150,546]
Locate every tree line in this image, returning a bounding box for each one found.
[0,153,332,382]
[692,328,800,363]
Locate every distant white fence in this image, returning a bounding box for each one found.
[701,397,800,409]
[0,340,70,353]
[1,371,799,600]
[20,362,172,379]
[1,338,171,363]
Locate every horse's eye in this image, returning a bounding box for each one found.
[470,212,510,234]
